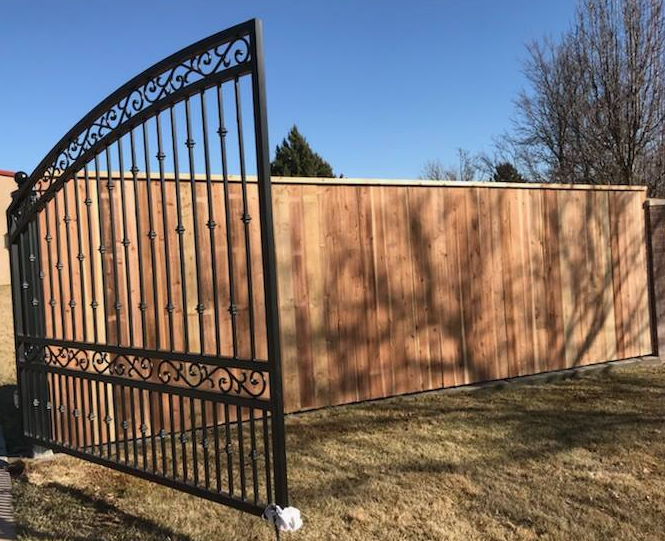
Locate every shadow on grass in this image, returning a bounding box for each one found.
[14,481,200,541]
[288,367,665,502]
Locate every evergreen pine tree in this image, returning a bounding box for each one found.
[271,125,334,177]
[492,162,525,183]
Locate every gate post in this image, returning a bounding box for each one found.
[250,19,289,507]
[645,199,665,358]
[7,172,49,449]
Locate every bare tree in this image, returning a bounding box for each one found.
[456,148,478,182]
[510,0,665,193]
[420,159,457,181]
[420,149,479,181]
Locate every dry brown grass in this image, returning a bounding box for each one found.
[4,359,664,541]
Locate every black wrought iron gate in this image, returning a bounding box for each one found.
[6,19,288,516]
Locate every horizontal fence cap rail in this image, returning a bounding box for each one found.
[95,170,649,192]
[646,198,665,206]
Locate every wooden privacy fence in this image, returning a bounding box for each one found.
[37,174,652,413]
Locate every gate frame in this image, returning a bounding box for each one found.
[7,18,289,514]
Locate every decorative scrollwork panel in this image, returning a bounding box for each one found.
[36,345,270,400]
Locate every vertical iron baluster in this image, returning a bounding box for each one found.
[249,407,259,504]
[94,380,102,455]
[138,389,148,470]
[141,123,161,350]
[168,393,177,480]
[155,114,175,351]
[61,183,77,340]
[42,203,57,337]
[223,403,234,496]
[21,368,29,438]
[104,147,123,344]
[52,194,67,339]
[168,106,190,352]
[72,172,88,342]
[216,84,239,358]
[236,405,247,500]
[93,155,110,342]
[78,378,87,452]
[88,379,99,455]
[23,369,32,438]
[234,78,257,361]
[157,392,167,475]
[29,214,46,339]
[16,231,30,338]
[83,164,99,343]
[58,373,66,445]
[129,387,138,467]
[51,372,60,444]
[37,371,47,441]
[262,411,272,503]
[179,395,188,482]
[112,384,121,461]
[30,371,39,439]
[201,401,210,490]
[117,139,135,346]
[189,396,199,486]
[31,370,43,439]
[41,371,50,441]
[200,90,221,356]
[129,129,148,348]
[65,374,74,447]
[33,372,41,440]
[27,371,36,439]
[147,391,157,472]
[212,404,222,493]
[67,374,76,448]
[46,370,56,443]
[103,381,112,457]
[119,387,129,464]
[184,97,205,353]
[47,371,57,444]
[73,377,82,450]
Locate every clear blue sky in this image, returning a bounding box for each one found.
[0,0,577,178]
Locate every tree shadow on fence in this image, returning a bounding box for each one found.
[285,184,651,412]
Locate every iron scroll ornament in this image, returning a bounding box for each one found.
[8,21,253,231]
[38,345,269,399]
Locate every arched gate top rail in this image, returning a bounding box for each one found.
[8,19,256,238]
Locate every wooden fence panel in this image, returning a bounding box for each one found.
[270,181,651,412]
